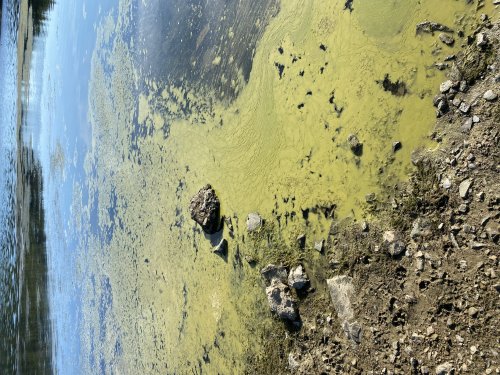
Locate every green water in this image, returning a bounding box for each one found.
[73,0,497,373]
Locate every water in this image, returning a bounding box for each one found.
[1,0,498,373]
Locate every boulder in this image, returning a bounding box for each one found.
[246,212,262,232]
[266,279,299,321]
[189,184,221,234]
[288,265,309,290]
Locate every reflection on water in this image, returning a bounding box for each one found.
[0,0,54,373]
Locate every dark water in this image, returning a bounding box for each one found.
[0,0,53,373]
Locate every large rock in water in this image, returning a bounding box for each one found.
[189,184,221,234]
[266,279,299,322]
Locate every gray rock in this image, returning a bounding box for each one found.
[189,184,221,234]
[347,134,363,155]
[439,33,454,46]
[410,218,433,240]
[288,265,309,290]
[383,230,406,256]
[246,212,262,232]
[483,89,498,101]
[288,353,299,371]
[416,21,453,34]
[439,80,454,93]
[476,32,488,47]
[435,362,454,375]
[212,238,228,256]
[343,321,362,344]
[392,141,402,153]
[261,264,288,283]
[461,117,473,133]
[459,101,470,114]
[314,239,325,253]
[472,115,480,123]
[296,234,306,249]
[326,276,355,322]
[459,179,472,199]
[266,279,299,321]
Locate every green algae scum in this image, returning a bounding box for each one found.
[48,0,498,373]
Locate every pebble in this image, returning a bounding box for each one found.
[314,239,325,253]
[483,89,497,101]
[476,32,488,47]
[440,80,454,93]
[435,362,454,375]
[459,179,472,199]
[459,101,470,113]
[472,115,480,123]
[246,212,263,232]
[461,117,473,132]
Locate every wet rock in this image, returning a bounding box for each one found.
[288,265,309,290]
[261,264,288,283]
[439,33,455,46]
[266,279,299,321]
[459,179,472,199]
[347,134,363,156]
[392,141,402,153]
[189,184,221,234]
[383,230,406,256]
[483,89,497,101]
[213,238,228,256]
[246,212,262,232]
[435,362,454,375]
[416,21,453,34]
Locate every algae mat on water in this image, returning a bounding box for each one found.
[76,0,496,373]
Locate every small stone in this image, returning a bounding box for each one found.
[476,32,488,47]
[296,234,306,249]
[392,141,402,153]
[361,221,369,232]
[468,307,479,317]
[461,117,473,133]
[288,353,299,371]
[483,89,497,101]
[347,134,363,155]
[365,193,376,203]
[383,230,406,256]
[452,97,462,107]
[459,101,470,114]
[458,204,468,213]
[442,177,452,190]
[224,216,234,233]
[459,81,468,92]
[426,326,435,336]
[472,115,480,123]
[439,33,455,46]
[212,238,228,256]
[314,239,325,253]
[189,184,221,234]
[459,179,472,199]
[246,212,262,232]
[440,80,454,93]
[435,362,454,375]
[288,265,309,290]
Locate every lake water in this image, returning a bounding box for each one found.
[1,0,497,373]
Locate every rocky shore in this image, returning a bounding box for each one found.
[247,17,499,375]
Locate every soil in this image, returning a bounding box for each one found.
[249,18,499,375]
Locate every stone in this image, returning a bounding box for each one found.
[326,276,355,322]
[439,33,455,46]
[476,32,488,47]
[246,212,262,232]
[347,134,363,155]
[472,115,480,123]
[461,118,473,133]
[224,216,234,233]
[459,101,470,114]
[435,362,454,375]
[459,179,472,199]
[439,80,454,93]
[314,239,325,253]
[288,265,309,290]
[383,230,406,256]
[416,21,453,34]
[266,279,299,321]
[411,218,433,240]
[288,353,300,371]
[392,141,402,153]
[189,184,221,234]
[343,321,362,344]
[261,264,288,283]
[483,89,497,101]
[296,234,306,249]
[442,177,452,190]
[212,238,228,256]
